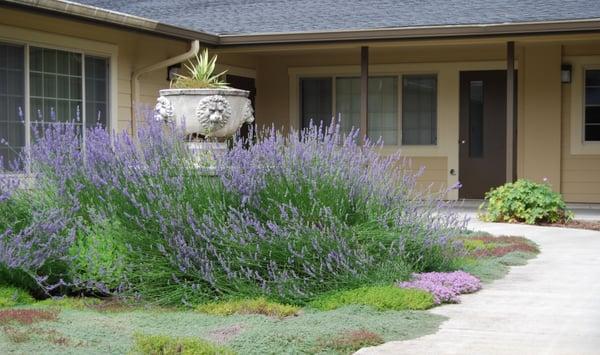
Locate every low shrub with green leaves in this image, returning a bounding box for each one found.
[196,298,299,318]
[479,179,572,224]
[0,286,35,308]
[309,285,435,311]
[131,333,235,355]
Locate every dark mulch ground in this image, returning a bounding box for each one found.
[539,220,600,231]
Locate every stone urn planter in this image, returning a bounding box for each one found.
[154,88,254,172]
[155,88,254,139]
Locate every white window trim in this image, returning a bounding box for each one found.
[0,24,118,145]
[565,56,600,155]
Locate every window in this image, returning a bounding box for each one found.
[335,77,360,135]
[369,77,398,145]
[300,78,332,129]
[584,69,600,141]
[299,74,436,146]
[0,41,110,167]
[30,47,82,124]
[402,75,437,145]
[0,43,25,165]
[85,56,109,128]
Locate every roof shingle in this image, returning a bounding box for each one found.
[72,0,600,35]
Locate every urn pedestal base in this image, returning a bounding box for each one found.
[186,141,227,175]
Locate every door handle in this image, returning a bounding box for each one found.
[460,140,467,144]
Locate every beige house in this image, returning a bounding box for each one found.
[1,0,600,202]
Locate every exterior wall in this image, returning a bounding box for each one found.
[410,157,448,192]
[0,7,257,133]
[560,42,600,203]
[516,44,563,191]
[254,45,509,199]
[2,5,599,202]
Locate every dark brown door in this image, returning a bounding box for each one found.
[227,74,256,141]
[459,70,507,199]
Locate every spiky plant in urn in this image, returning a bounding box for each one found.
[154,49,254,173]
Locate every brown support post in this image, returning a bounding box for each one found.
[360,46,369,142]
[506,41,516,182]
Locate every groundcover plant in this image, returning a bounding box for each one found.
[0,113,467,306]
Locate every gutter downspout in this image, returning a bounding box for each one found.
[130,40,200,134]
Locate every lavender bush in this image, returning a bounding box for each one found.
[0,115,467,305]
[398,271,481,304]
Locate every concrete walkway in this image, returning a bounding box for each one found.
[357,220,600,355]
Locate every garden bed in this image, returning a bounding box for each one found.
[0,234,539,354]
[0,118,540,353]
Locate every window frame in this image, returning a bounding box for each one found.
[296,73,438,147]
[566,58,600,155]
[0,32,115,168]
[0,24,119,154]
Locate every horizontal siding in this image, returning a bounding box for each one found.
[563,158,600,171]
[406,157,447,192]
[561,182,600,195]
[563,170,600,183]
[562,193,600,203]
[404,157,447,171]
[561,80,600,203]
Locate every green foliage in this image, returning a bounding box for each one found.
[313,329,384,354]
[69,219,128,290]
[34,297,103,310]
[0,189,71,297]
[462,239,487,252]
[196,298,299,318]
[0,305,445,354]
[130,333,236,355]
[170,49,228,89]
[0,286,35,308]
[1,119,465,306]
[309,286,435,311]
[480,179,573,224]
[457,251,537,283]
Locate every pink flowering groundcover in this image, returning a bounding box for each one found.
[398,271,481,304]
